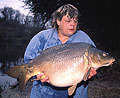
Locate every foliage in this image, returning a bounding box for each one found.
[0,7,44,66]
[22,0,118,24]
[22,0,82,23]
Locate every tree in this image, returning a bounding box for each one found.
[22,0,119,27]
[22,0,81,25]
[1,7,15,21]
[0,7,43,64]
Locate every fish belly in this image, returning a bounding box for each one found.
[47,67,86,87]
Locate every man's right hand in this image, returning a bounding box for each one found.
[31,73,50,83]
[36,73,50,83]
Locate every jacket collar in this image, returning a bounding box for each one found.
[52,28,76,44]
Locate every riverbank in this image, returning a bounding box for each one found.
[1,79,120,98]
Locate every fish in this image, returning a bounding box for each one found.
[5,42,115,96]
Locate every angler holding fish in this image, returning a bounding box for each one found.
[5,4,115,98]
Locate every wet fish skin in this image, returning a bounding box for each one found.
[5,42,115,95]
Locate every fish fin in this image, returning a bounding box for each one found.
[68,84,77,96]
[5,64,31,89]
[5,65,24,78]
[18,71,31,89]
[83,67,91,81]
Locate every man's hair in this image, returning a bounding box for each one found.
[51,4,80,28]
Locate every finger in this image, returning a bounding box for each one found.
[88,68,97,79]
[46,80,50,83]
[90,68,97,76]
[41,77,49,82]
[92,68,97,75]
[88,74,92,79]
[31,73,44,81]
[36,73,44,79]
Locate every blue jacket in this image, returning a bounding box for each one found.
[24,28,95,98]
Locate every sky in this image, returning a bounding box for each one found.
[0,0,30,15]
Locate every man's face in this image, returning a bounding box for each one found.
[57,15,78,37]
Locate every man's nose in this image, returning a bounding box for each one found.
[70,19,77,26]
[70,20,76,26]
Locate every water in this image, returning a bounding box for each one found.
[0,58,24,73]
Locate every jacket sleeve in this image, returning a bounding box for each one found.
[78,30,96,47]
[24,33,46,63]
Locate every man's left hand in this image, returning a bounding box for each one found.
[88,68,97,79]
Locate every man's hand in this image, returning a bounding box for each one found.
[36,73,50,83]
[88,68,97,79]
[31,73,50,83]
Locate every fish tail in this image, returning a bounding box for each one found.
[5,64,31,89]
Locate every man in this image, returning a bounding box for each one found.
[24,4,96,98]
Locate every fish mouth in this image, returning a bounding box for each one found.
[102,58,115,66]
[110,58,115,64]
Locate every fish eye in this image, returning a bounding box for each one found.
[103,53,108,57]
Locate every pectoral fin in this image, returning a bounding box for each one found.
[83,67,91,81]
[68,84,77,96]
